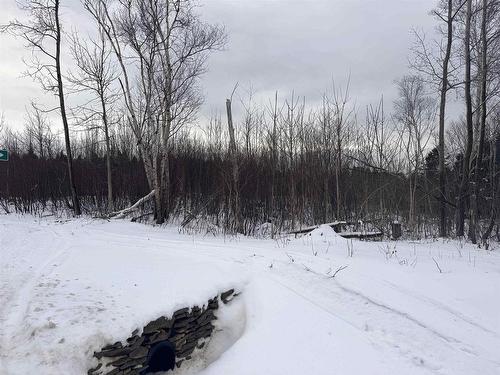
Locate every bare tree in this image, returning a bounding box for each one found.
[2,0,81,215]
[85,0,226,223]
[411,0,466,237]
[225,90,241,233]
[330,80,354,219]
[394,75,436,234]
[24,103,54,158]
[69,26,117,210]
[279,92,304,228]
[457,0,474,237]
[266,91,281,234]
[318,94,334,222]
[468,0,500,243]
[361,97,401,217]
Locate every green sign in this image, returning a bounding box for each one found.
[0,150,8,161]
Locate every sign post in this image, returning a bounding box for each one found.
[0,150,8,161]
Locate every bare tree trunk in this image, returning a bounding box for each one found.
[481,136,498,246]
[409,175,415,230]
[323,173,329,223]
[226,98,241,232]
[55,0,80,216]
[100,96,113,210]
[469,0,488,244]
[438,0,454,238]
[157,140,170,224]
[457,0,474,237]
[336,125,341,219]
[154,105,172,224]
[270,91,278,237]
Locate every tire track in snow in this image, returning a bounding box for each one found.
[334,282,461,344]
[0,222,74,373]
[267,261,500,375]
[382,279,499,337]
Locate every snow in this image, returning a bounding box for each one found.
[1,214,500,375]
[0,215,247,374]
[308,223,343,240]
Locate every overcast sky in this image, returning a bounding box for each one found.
[0,0,440,131]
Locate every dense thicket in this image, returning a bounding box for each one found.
[1,109,498,240]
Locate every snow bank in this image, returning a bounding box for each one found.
[293,224,347,256]
[1,214,500,375]
[308,223,343,240]
[0,215,248,374]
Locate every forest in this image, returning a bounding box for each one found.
[1,0,499,245]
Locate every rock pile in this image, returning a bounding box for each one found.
[89,289,237,375]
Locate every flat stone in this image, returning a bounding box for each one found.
[87,363,102,374]
[126,335,139,344]
[143,316,172,335]
[128,336,145,349]
[173,308,190,320]
[129,346,148,359]
[107,368,121,375]
[178,345,195,358]
[185,333,198,344]
[172,336,187,349]
[174,316,193,328]
[177,345,196,358]
[172,331,186,339]
[221,289,235,303]
[148,329,170,345]
[191,306,201,315]
[95,346,132,359]
[108,356,130,367]
[173,325,190,334]
[202,324,215,334]
[199,328,213,339]
[196,323,215,335]
[120,357,146,370]
[122,368,142,375]
[196,310,215,325]
[208,297,219,309]
[181,339,198,350]
[102,341,123,351]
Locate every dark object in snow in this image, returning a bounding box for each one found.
[221,288,235,303]
[144,340,175,373]
[92,289,238,374]
[289,221,383,240]
[391,222,402,240]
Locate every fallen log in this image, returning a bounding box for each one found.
[289,221,347,237]
[289,222,383,240]
[108,190,155,219]
[337,231,383,240]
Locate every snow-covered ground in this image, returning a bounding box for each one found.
[1,215,499,375]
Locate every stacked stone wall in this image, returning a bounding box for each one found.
[88,289,237,375]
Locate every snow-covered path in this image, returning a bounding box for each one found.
[1,215,499,375]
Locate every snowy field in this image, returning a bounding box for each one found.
[1,214,499,375]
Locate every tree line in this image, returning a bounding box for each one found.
[0,0,499,244]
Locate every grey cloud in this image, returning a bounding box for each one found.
[0,0,440,129]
